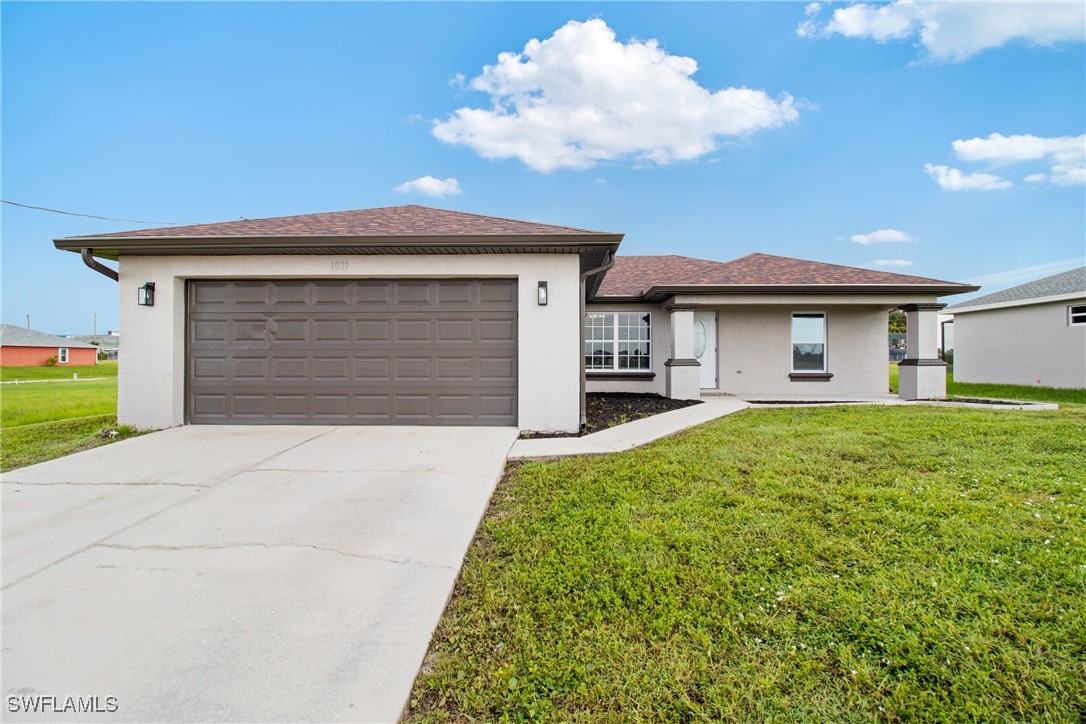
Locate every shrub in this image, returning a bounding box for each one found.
[44,356,57,367]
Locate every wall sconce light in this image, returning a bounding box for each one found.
[537,281,549,306]
[137,282,156,307]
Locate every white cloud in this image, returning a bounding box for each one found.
[850,228,914,245]
[869,259,913,268]
[951,133,1085,186]
[1024,173,1047,183]
[432,19,799,171]
[393,176,462,198]
[799,2,1085,61]
[924,163,1011,191]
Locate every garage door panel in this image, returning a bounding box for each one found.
[187,280,517,425]
[479,280,516,304]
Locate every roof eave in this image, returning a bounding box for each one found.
[56,233,624,261]
[635,283,980,302]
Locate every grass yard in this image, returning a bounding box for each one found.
[1,378,118,427]
[0,360,118,381]
[0,362,139,471]
[409,404,1086,721]
[0,414,132,472]
[889,362,1086,404]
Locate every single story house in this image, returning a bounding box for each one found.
[55,205,976,432]
[945,265,1085,389]
[0,324,99,366]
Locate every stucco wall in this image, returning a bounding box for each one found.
[715,305,889,395]
[0,346,98,366]
[118,254,582,431]
[952,300,1086,389]
[587,301,894,397]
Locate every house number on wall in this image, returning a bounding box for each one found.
[330,261,349,271]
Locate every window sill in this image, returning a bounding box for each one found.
[587,371,656,381]
[789,372,834,381]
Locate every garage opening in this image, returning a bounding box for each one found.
[186,279,517,425]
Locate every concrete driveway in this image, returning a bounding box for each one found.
[2,425,517,723]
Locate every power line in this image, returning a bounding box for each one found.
[1,199,179,225]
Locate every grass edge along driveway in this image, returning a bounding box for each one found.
[0,363,141,472]
[409,403,1086,721]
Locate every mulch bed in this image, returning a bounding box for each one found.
[519,393,702,439]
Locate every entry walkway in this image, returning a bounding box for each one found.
[509,396,750,460]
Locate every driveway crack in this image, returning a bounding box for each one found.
[2,480,205,487]
[93,541,453,570]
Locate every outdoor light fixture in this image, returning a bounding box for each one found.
[537,281,549,306]
[137,282,156,307]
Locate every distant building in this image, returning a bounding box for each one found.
[945,266,1085,389]
[67,333,120,361]
[0,324,99,366]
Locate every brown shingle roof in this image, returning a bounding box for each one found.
[596,253,969,297]
[75,205,607,239]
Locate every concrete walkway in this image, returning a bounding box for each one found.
[2,425,517,723]
[509,396,750,460]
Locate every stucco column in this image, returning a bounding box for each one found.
[898,302,947,400]
[665,303,701,400]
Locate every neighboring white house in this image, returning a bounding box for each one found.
[945,266,1086,390]
[55,205,977,431]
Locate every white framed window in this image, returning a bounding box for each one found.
[58,348,69,364]
[585,312,651,371]
[1069,305,1086,326]
[791,313,826,372]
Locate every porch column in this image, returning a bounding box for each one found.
[898,302,947,400]
[665,303,701,400]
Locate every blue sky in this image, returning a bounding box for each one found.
[3,1,1084,334]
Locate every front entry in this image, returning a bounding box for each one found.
[693,311,717,389]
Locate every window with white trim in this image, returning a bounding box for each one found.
[791,313,826,372]
[58,348,69,364]
[585,312,651,371]
[1069,305,1086,326]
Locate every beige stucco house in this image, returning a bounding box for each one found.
[55,206,977,432]
[945,266,1085,390]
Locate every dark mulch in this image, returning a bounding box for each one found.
[519,393,702,439]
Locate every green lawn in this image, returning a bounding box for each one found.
[0,414,127,472]
[409,404,1086,721]
[0,360,117,381]
[1,378,118,427]
[0,361,135,471]
[889,362,1086,404]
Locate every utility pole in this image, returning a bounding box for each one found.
[26,314,30,330]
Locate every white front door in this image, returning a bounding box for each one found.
[693,311,717,389]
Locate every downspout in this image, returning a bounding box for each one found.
[81,248,119,282]
[579,250,616,431]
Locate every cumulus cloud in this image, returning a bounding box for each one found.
[924,164,1012,191]
[393,176,462,198]
[798,1,1085,61]
[850,228,914,245]
[432,19,799,171]
[869,259,913,268]
[951,133,1086,186]
[1024,173,1047,183]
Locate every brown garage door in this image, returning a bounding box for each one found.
[186,279,517,425]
